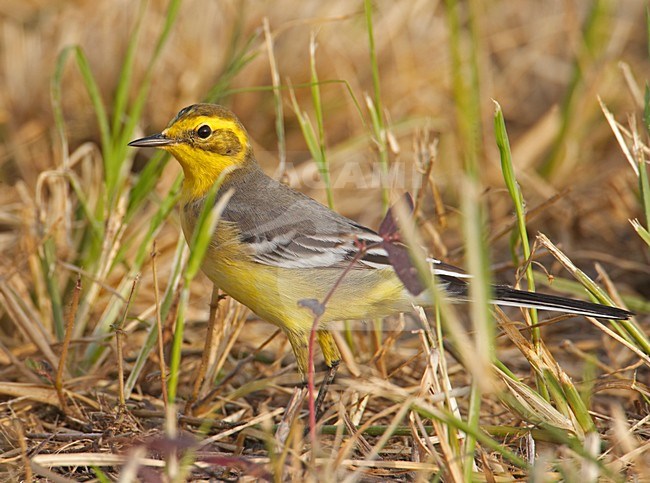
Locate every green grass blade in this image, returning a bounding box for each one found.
[124,234,187,398]
[643,84,650,134]
[540,0,610,177]
[117,0,182,154]
[560,371,596,434]
[205,27,260,104]
[631,219,650,247]
[125,151,170,223]
[444,3,489,475]
[185,189,232,282]
[82,177,182,366]
[72,47,112,189]
[110,0,147,136]
[411,400,529,470]
[494,101,552,401]
[309,34,333,209]
[51,47,72,161]
[364,0,389,210]
[168,285,189,403]
[365,0,383,129]
[91,466,111,483]
[39,238,65,340]
[219,79,368,131]
[646,5,650,58]
[460,177,493,478]
[168,178,233,401]
[639,154,650,234]
[205,4,255,103]
[289,89,333,206]
[494,102,539,329]
[263,19,286,179]
[537,233,650,355]
[445,0,481,178]
[113,175,181,272]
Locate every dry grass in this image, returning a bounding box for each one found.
[0,0,649,481]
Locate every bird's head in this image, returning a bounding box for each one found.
[129,103,252,200]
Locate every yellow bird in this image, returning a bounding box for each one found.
[129,104,631,400]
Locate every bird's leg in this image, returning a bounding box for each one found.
[314,359,339,421]
[314,330,341,421]
[286,328,341,425]
[284,328,309,377]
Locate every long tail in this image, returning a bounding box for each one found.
[491,285,632,320]
[433,271,633,320]
[396,256,633,320]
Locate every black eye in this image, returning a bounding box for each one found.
[197,125,212,139]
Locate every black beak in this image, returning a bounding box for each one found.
[128,133,174,148]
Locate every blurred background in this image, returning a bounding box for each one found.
[0,0,648,479]
[1,0,647,267]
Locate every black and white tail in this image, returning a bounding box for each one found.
[491,285,632,320]
[430,264,633,320]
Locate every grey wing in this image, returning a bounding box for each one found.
[235,196,388,269]
[229,192,473,277]
[220,174,474,276]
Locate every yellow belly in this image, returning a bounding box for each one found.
[181,214,410,333]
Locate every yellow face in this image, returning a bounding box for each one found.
[129,104,251,200]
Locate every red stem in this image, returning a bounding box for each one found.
[306,240,371,446]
